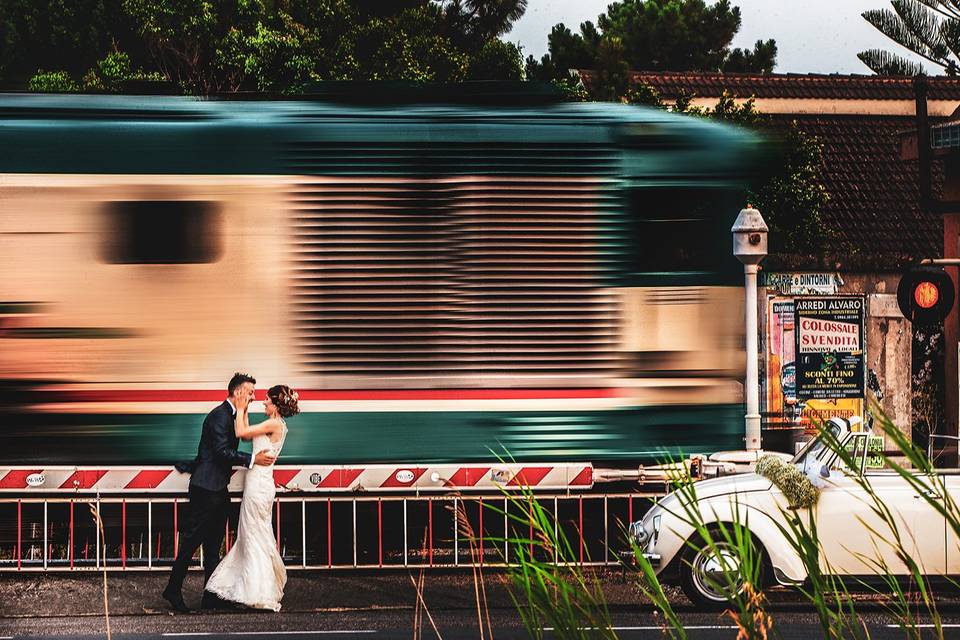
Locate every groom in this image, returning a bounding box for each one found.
[162,372,276,613]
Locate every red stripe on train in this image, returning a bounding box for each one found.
[45,388,623,403]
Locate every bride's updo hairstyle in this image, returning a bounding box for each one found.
[268,384,300,418]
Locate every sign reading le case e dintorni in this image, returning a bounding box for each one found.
[793,296,865,400]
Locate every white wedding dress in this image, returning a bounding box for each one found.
[205,424,288,611]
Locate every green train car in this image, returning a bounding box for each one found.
[0,87,759,466]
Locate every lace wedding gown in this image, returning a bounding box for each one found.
[205,425,288,611]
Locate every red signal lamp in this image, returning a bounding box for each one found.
[897,265,955,325]
[914,281,939,309]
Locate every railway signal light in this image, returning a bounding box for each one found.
[897,265,955,325]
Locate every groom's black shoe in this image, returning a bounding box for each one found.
[161,586,191,613]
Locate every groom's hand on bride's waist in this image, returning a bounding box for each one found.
[254,450,276,466]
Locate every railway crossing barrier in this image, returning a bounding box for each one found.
[0,493,661,572]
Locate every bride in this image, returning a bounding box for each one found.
[204,384,299,611]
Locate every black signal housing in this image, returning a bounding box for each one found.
[897,265,956,325]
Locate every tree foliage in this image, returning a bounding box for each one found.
[860,0,960,75]
[1,0,527,93]
[628,86,830,253]
[527,0,777,91]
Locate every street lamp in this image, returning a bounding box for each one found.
[731,205,768,451]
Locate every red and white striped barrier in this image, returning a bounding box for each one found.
[0,463,593,493]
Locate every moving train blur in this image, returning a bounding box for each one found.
[0,86,760,466]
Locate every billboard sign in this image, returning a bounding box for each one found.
[794,297,865,400]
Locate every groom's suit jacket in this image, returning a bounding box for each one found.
[181,400,253,492]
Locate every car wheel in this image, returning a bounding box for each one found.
[679,530,763,610]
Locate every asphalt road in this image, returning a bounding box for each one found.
[6,609,960,640]
[4,571,960,639]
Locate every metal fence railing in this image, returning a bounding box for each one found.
[0,493,660,572]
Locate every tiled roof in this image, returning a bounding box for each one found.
[577,70,960,101]
[774,114,942,259]
[576,70,947,261]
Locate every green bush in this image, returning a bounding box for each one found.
[27,70,79,92]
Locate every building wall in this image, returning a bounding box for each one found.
[759,272,912,450]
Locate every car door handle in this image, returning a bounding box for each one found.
[914,489,943,500]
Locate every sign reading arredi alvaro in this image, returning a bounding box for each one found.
[794,296,865,400]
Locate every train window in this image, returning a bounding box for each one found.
[627,187,735,273]
[103,201,221,264]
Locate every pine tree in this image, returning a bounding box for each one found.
[859,0,960,75]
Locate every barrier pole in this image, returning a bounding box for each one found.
[122,500,127,569]
[402,499,408,567]
[44,502,48,569]
[69,500,74,570]
[301,500,307,569]
[503,498,508,564]
[528,497,533,560]
[478,497,484,566]
[173,500,178,559]
[553,497,559,564]
[578,496,584,566]
[95,500,101,569]
[276,501,281,552]
[16,499,21,570]
[377,498,383,568]
[327,498,332,569]
[147,501,152,569]
[453,497,458,567]
[603,496,609,564]
[428,498,433,567]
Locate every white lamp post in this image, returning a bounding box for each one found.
[731,205,769,451]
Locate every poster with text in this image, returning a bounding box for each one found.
[794,297,865,400]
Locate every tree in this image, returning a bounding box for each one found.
[859,0,960,75]
[527,0,776,87]
[627,86,830,253]
[0,0,143,85]
[3,0,527,93]
[696,97,830,254]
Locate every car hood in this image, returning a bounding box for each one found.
[673,473,774,502]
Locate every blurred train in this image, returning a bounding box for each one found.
[0,86,760,466]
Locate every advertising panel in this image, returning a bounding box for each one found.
[765,297,863,435]
[794,297,866,400]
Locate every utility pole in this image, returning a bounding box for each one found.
[732,206,769,451]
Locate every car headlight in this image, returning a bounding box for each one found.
[629,520,649,546]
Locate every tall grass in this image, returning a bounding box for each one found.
[767,508,867,639]
[484,403,960,639]
[484,485,617,640]
[629,538,687,640]
[664,471,773,639]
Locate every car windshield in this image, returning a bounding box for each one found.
[791,420,844,465]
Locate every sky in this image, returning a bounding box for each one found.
[510,0,936,75]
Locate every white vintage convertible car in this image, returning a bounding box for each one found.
[629,418,960,608]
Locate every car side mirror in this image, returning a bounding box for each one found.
[820,464,831,479]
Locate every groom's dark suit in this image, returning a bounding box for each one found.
[165,400,252,603]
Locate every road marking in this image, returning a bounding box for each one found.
[885,624,960,629]
[162,632,377,637]
[544,626,739,631]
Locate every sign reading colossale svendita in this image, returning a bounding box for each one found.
[794,296,865,400]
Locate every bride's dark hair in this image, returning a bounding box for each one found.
[267,384,300,418]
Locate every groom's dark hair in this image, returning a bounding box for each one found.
[228,372,256,395]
